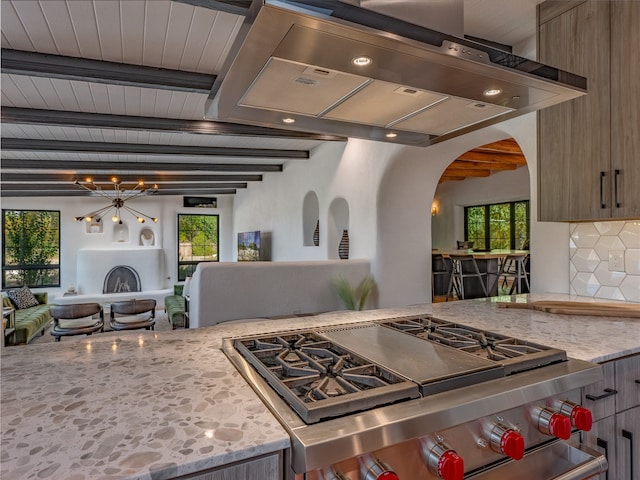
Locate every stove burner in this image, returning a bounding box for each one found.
[234,331,420,423]
[383,316,566,374]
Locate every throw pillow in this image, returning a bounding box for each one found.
[7,286,40,309]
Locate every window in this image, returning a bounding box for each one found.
[464,201,529,250]
[2,210,61,288]
[177,214,219,281]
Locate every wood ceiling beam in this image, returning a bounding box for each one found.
[439,176,466,183]
[453,160,519,171]
[472,138,523,154]
[456,151,526,163]
[1,138,308,159]
[173,0,251,16]
[1,108,347,141]
[1,173,262,183]
[0,158,282,173]
[1,49,215,94]
[0,182,248,191]
[1,188,238,197]
[441,168,491,177]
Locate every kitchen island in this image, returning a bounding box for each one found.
[1,293,638,479]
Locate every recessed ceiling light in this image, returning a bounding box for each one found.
[282,117,296,124]
[352,56,372,66]
[386,132,398,138]
[484,88,501,96]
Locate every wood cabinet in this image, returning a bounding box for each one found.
[581,355,640,480]
[179,452,282,480]
[538,0,640,221]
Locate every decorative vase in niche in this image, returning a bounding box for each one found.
[313,220,320,246]
[140,229,154,246]
[338,229,349,259]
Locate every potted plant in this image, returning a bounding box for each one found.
[332,274,375,311]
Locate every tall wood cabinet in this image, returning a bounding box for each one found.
[538,0,640,221]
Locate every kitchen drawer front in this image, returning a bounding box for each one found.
[583,361,616,420]
[614,354,640,412]
[581,415,616,480]
[182,452,282,480]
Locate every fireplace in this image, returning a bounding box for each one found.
[103,265,141,294]
[76,248,165,295]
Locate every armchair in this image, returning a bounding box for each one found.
[110,299,156,331]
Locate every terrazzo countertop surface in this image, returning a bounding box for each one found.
[1,293,639,479]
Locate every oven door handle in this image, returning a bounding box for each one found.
[465,440,607,480]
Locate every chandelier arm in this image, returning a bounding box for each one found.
[80,204,114,220]
[121,189,149,202]
[122,204,155,221]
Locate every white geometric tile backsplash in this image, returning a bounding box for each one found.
[570,220,640,302]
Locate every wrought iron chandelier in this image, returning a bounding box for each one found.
[73,177,159,224]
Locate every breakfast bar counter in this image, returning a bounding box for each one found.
[1,293,638,479]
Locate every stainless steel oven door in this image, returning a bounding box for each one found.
[466,440,607,480]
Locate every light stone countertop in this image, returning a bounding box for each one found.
[1,293,638,480]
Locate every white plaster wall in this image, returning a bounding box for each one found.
[0,194,234,297]
[233,113,571,308]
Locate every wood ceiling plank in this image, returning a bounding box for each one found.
[94,0,123,63]
[10,0,56,53]
[1,1,33,50]
[39,0,80,56]
[120,1,146,65]
[143,0,172,68]
[67,0,101,59]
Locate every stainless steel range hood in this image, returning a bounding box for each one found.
[205,0,587,147]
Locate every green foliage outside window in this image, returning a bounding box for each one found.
[2,210,60,288]
[177,214,219,280]
[465,201,529,251]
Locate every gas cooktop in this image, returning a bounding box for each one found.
[228,316,566,424]
[222,315,604,477]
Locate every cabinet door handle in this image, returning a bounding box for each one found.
[614,169,621,208]
[597,437,609,480]
[585,388,618,401]
[622,430,634,480]
[600,171,607,208]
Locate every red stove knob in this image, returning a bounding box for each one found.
[538,407,572,440]
[360,455,399,480]
[558,401,593,431]
[490,423,524,460]
[421,440,464,480]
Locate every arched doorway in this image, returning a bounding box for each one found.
[431,138,530,300]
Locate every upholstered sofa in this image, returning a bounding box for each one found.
[2,292,52,345]
[164,285,187,329]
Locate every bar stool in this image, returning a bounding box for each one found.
[446,254,488,300]
[432,253,453,300]
[497,254,530,294]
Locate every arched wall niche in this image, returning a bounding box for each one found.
[302,191,320,246]
[327,197,349,259]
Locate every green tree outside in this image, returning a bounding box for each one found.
[3,210,60,287]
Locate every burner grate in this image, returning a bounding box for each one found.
[234,331,420,423]
[382,316,567,374]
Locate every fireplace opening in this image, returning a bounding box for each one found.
[103,265,141,294]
